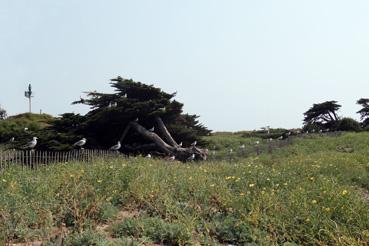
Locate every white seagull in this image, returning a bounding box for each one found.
[149,126,155,132]
[240,144,245,149]
[24,128,29,131]
[23,137,38,149]
[169,155,176,161]
[123,93,127,98]
[9,137,15,142]
[134,117,139,122]
[146,153,152,158]
[187,154,195,161]
[110,141,121,151]
[73,138,87,148]
[191,141,197,146]
[178,142,183,147]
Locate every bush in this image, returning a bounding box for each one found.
[337,118,361,132]
[111,217,191,245]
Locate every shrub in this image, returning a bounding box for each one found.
[337,118,361,132]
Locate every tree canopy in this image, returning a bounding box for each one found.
[19,77,210,160]
[0,105,7,120]
[303,101,341,130]
[356,98,369,127]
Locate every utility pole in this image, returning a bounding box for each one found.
[24,84,34,113]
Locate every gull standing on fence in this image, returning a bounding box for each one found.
[109,141,121,151]
[178,142,183,147]
[73,138,86,148]
[149,126,155,132]
[23,137,38,150]
[191,141,197,147]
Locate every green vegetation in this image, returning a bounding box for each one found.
[1,132,369,245]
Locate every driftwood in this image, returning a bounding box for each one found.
[119,117,208,162]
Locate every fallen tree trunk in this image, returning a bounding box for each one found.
[119,119,208,162]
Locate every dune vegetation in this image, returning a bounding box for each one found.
[0,132,369,245]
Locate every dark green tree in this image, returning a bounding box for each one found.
[303,101,341,130]
[357,98,369,127]
[67,76,210,161]
[0,105,7,120]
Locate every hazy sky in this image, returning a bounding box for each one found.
[1,0,369,131]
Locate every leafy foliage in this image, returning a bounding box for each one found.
[357,98,369,127]
[336,117,361,132]
[0,105,7,120]
[303,101,341,130]
[70,77,210,151]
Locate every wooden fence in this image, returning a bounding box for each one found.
[0,149,119,171]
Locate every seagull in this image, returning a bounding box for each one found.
[109,141,121,151]
[178,142,183,147]
[187,154,195,161]
[169,155,176,161]
[240,144,245,149]
[191,141,197,146]
[146,153,152,158]
[159,107,166,112]
[149,126,155,132]
[134,117,139,122]
[269,138,273,142]
[23,137,38,149]
[73,138,87,148]
[123,93,127,98]
[24,128,29,131]
[255,141,260,145]
[319,129,323,133]
[278,136,284,140]
[9,137,15,142]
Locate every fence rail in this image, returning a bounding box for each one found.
[0,149,119,171]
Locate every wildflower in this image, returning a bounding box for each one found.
[324,207,331,212]
[210,184,215,187]
[305,218,310,222]
[109,165,113,169]
[70,174,74,178]
[188,176,192,180]
[225,176,232,180]
[261,191,265,195]
[2,179,6,183]
[266,178,270,181]
[342,190,348,196]
[309,177,314,181]
[311,199,317,204]
[97,179,103,183]
[240,192,245,196]
[249,183,255,188]
[283,182,288,186]
[235,178,241,182]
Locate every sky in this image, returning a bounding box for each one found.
[1,0,369,131]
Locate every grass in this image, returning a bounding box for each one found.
[0,132,369,245]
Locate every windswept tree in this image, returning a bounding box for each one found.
[356,98,369,127]
[303,101,341,130]
[0,105,7,120]
[67,76,210,161]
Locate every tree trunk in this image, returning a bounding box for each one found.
[119,118,208,162]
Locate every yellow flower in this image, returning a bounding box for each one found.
[261,191,265,195]
[210,184,215,187]
[2,179,6,183]
[97,179,103,183]
[249,183,255,188]
[235,178,241,182]
[311,199,317,204]
[324,207,331,212]
[109,165,114,169]
[306,218,310,222]
[309,177,314,181]
[342,190,348,196]
[188,177,192,180]
[283,182,288,186]
[240,192,245,196]
[225,176,232,180]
